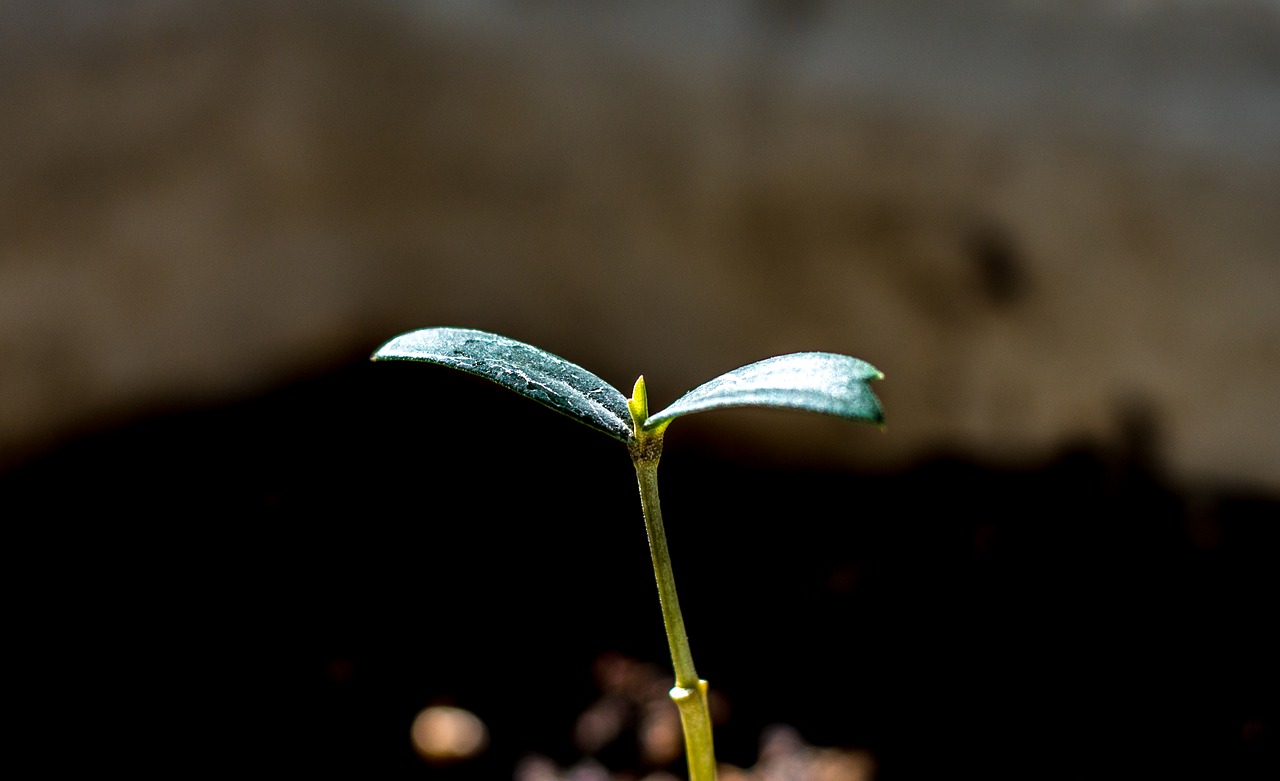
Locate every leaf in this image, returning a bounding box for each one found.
[645,352,884,430]
[372,327,634,442]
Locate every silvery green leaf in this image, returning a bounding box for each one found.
[645,352,883,430]
[372,327,634,442]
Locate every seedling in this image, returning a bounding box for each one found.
[373,327,884,781]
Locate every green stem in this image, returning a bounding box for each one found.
[633,458,698,687]
[628,377,717,781]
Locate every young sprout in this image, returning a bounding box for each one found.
[373,327,884,781]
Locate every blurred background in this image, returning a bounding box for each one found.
[2,1,1277,778]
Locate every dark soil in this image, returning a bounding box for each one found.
[4,359,1275,780]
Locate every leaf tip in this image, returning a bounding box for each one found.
[370,332,411,362]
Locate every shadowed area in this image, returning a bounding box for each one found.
[3,362,1275,778]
